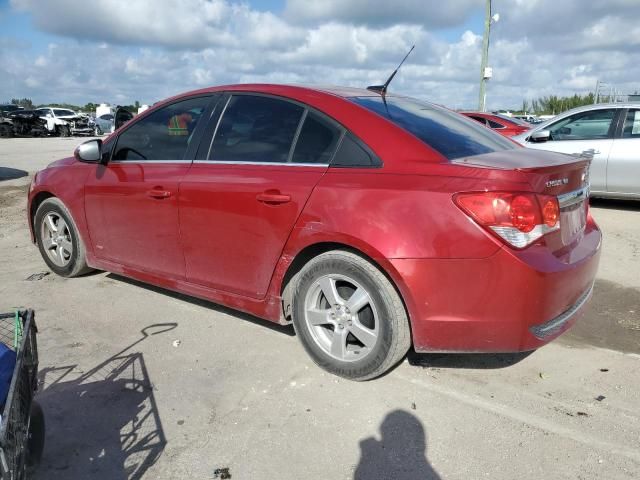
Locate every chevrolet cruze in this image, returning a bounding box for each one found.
[28,84,601,380]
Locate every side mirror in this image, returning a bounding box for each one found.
[46,113,52,118]
[74,139,103,163]
[530,130,551,143]
[114,107,134,130]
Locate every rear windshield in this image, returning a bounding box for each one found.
[352,96,516,160]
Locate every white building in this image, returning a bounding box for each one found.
[96,103,114,118]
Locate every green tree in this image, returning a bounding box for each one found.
[11,98,34,109]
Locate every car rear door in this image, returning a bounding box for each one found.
[606,107,640,196]
[83,95,215,279]
[524,108,617,193]
[179,93,342,299]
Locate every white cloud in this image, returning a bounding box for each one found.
[283,0,478,28]
[2,0,640,110]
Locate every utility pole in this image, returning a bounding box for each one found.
[478,0,493,112]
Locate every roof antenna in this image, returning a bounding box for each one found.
[367,45,415,95]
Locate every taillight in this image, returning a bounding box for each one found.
[454,192,560,248]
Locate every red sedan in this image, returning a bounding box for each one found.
[28,85,600,380]
[461,111,531,137]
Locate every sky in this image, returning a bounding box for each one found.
[1,0,639,110]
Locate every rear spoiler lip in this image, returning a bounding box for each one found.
[452,151,592,173]
[515,156,591,174]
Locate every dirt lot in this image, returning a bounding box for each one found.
[1,137,639,479]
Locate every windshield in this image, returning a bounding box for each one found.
[352,96,516,160]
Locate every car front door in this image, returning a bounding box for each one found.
[525,108,617,193]
[607,108,640,196]
[179,93,343,299]
[83,95,214,279]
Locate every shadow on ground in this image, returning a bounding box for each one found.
[354,410,441,480]
[407,350,534,369]
[562,278,640,354]
[106,273,295,337]
[590,198,640,212]
[33,324,176,480]
[0,167,28,181]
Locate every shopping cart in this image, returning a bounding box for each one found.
[0,310,43,480]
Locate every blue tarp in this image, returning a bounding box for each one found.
[0,342,16,407]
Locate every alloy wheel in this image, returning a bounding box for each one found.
[303,274,379,362]
[40,212,73,267]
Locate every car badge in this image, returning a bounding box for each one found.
[546,178,569,188]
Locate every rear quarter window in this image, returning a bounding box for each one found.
[352,96,516,160]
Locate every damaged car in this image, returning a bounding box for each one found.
[36,108,95,137]
[0,110,48,137]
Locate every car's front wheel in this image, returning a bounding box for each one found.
[35,198,92,277]
[292,250,410,381]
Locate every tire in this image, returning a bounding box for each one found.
[94,125,102,136]
[292,250,410,381]
[26,400,45,471]
[34,198,92,277]
[57,125,70,137]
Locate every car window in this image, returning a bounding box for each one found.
[209,95,304,163]
[54,109,75,117]
[291,111,343,164]
[468,115,488,126]
[331,134,378,167]
[622,109,640,138]
[353,97,516,160]
[37,109,50,116]
[487,119,505,129]
[112,96,209,161]
[100,114,114,121]
[547,109,616,141]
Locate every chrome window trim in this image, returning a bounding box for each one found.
[109,160,193,164]
[558,187,588,209]
[192,160,328,167]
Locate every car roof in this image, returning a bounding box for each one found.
[164,84,387,104]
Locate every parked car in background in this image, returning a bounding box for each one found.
[514,114,543,124]
[36,107,94,137]
[512,103,640,200]
[0,109,48,137]
[0,104,24,115]
[28,84,600,380]
[461,111,531,137]
[94,113,114,135]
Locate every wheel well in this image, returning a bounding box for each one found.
[279,242,412,337]
[29,192,55,240]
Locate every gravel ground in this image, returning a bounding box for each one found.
[0,137,639,480]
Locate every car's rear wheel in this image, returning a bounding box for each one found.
[292,250,410,381]
[35,198,92,277]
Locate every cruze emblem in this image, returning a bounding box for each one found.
[546,178,569,188]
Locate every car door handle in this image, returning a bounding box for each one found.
[256,192,291,204]
[146,188,172,199]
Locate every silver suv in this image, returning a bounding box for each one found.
[512,103,640,200]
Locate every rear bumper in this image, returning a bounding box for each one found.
[391,220,601,353]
